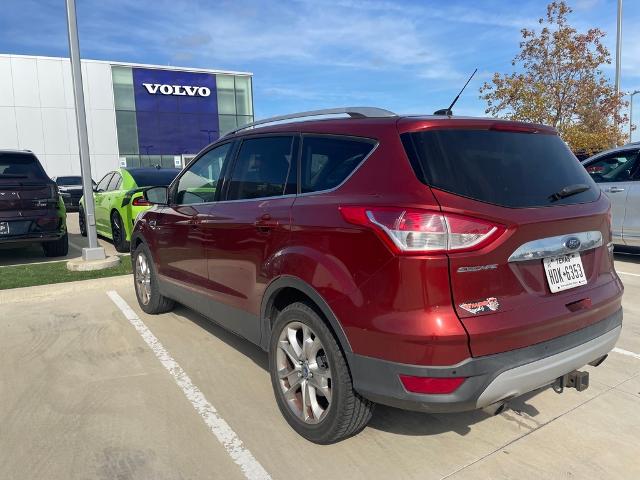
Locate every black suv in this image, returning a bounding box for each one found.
[53,175,86,211]
[0,151,68,257]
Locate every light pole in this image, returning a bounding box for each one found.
[615,0,622,98]
[65,0,105,261]
[631,90,640,142]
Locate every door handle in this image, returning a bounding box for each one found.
[254,213,279,229]
[607,187,625,193]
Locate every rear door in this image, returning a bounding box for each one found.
[403,126,621,357]
[93,172,114,232]
[584,150,639,244]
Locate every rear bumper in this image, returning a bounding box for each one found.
[348,308,622,413]
[0,231,66,244]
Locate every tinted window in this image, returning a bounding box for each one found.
[55,176,82,186]
[107,173,122,191]
[128,169,180,188]
[226,136,294,200]
[0,153,48,180]
[96,173,114,192]
[301,136,376,193]
[402,130,599,208]
[585,150,640,182]
[176,143,231,204]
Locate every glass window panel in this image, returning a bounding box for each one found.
[234,76,252,115]
[115,110,139,155]
[216,75,236,114]
[219,115,237,135]
[126,155,141,168]
[226,136,294,200]
[112,66,136,111]
[107,173,122,191]
[176,143,232,204]
[237,115,253,127]
[300,136,376,193]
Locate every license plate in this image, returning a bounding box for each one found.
[0,222,8,235]
[543,253,587,293]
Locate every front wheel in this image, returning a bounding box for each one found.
[111,211,130,253]
[269,302,374,443]
[78,205,87,237]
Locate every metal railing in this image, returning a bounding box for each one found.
[223,107,397,137]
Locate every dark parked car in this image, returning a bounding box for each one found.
[130,108,623,443]
[0,150,68,257]
[53,175,89,211]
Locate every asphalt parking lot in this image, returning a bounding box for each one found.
[0,212,118,267]
[1,255,639,479]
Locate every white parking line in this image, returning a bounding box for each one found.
[617,271,640,277]
[613,347,640,360]
[107,291,271,480]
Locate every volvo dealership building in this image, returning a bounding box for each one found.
[0,54,253,179]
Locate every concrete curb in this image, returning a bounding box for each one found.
[66,255,121,271]
[0,274,132,304]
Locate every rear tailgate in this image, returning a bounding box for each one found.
[401,123,623,357]
[436,189,621,356]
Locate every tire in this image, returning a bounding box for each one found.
[269,302,374,443]
[111,210,130,253]
[42,233,69,257]
[132,242,175,314]
[78,205,87,237]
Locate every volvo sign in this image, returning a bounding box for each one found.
[142,83,211,97]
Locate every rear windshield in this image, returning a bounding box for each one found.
[128,169,180,187]
[402,129,599,208]
[55,176,82,186]
[0,153,48,180]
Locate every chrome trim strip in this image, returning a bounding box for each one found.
[508,230,603,262]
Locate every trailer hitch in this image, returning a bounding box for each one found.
[552,370,589,394]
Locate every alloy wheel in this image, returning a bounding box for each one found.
[276,321,332,424]
[135,252,152,305]
[112,214,122,245]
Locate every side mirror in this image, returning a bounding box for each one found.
[144,186,169,205]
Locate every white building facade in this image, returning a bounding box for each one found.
[0,54,253,179]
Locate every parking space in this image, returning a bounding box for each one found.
[1,256,639,479]
[0,213,118,267]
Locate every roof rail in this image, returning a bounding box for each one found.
[223,107,397,137]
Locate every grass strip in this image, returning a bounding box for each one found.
[0,256,132,290]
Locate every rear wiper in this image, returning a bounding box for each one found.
[549,183,590,201]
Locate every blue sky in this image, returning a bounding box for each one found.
[2,0,639,135]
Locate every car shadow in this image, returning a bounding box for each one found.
[169,303,546,437]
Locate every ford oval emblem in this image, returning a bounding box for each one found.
[564,237,581,250]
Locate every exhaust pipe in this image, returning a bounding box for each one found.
[483,401,506,416]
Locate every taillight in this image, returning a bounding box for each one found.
[399,375,466,394]
[132,196,152,207]
[339,206,505,255]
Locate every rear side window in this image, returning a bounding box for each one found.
[300,136,376,193]
[402,130,599,208]
[226,136,295,200]
[0,153,48,180]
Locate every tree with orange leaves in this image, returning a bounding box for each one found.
[480,1,629,155]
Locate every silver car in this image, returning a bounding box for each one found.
[583,142,640,246]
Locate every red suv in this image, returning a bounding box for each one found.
[131,108,623,443]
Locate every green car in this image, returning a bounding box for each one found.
[79,167,180,252]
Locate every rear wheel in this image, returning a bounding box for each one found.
[269,302,374,443]
[78,205,87,237]
[42,233,69,257]
[111,210,130,253]
[132,243,174,314]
